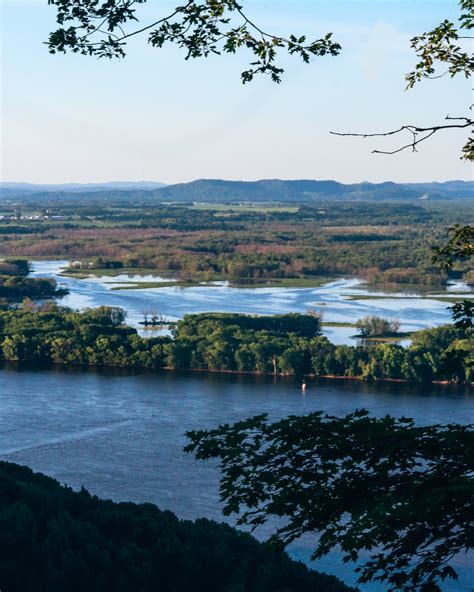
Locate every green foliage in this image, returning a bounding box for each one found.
[0,200,464,289]
[405,0,473,159]
[334,0,473,157]
[355,315,400,338]
[433,224,474,330]
[0,258,30,275]
[432,224,474,269]
[0,275,68,301]
[0,461,354,592]
[46,0,340,83]
[405,0,473,88]
[450,300,474,331]
[0,259,66,302]
[186,410,474,591]
[0,306,472,382]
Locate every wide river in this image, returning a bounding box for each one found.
[0,368,472,590]
[1,261,472,590]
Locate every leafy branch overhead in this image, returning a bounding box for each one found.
[186,410,474,592]
[46,0,341,83]
[405,0,473,88]
[331,0,474,159]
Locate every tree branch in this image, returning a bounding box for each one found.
[330,117,473,156]
[46,0,340,83]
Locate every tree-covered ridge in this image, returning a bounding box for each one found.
[2,179,473,202]
[0,461,354,592]
[0,305,471,383]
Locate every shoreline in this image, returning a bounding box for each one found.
[1,359,471,387]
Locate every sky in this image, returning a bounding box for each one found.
[0,0,472,184]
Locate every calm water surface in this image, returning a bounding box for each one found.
[1,366,472,590]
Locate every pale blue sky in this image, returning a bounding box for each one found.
[0,0,472,184]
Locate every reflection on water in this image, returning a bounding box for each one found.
[30,260,466,345]
[0,365,472,591]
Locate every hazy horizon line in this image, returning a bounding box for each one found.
[1,178,472,187]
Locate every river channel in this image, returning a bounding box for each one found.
[30,260,466,345]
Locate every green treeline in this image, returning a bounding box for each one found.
[0,461,353,592]
[0,306,472,383]
[0,275,68,300]
[0,259,68,301]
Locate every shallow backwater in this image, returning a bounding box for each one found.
[31,260,463,345]
[1,366,472,590]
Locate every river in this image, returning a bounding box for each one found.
[0,366,472,590]
[2,261,473,590]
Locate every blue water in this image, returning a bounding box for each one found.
[0,366,472,590]
[30,260,463,346]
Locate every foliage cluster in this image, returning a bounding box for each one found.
[0,258,30,276]
[186,410,474,591]
[356,315,401,338]
[0,258,67,302]
[0,275,67,301]
[46,0,340,84]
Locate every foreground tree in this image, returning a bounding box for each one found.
[433,224,474,330]
[47,1,472,154]
[46,0,340,83]
[332,0,473,159]
[0,461,354,592]
[186,410,474,592]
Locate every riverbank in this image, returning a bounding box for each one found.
[1,308,470,383]
[2,358,472,388]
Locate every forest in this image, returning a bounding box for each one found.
[0,200,471,289]
[0,461,353,592]
[0,305,471,383]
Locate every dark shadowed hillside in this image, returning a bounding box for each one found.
[0,461,355,592]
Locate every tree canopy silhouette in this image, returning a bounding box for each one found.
[46,0,341,83]
[186,410,474,592]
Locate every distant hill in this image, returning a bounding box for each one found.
[0,178,472,203]
[0,181,166,197]
[156,179,425,202]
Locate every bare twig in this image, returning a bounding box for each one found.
[330,116,473,155]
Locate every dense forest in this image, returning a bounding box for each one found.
[0,461,354,592]
[0,305,471,383]
[0,200,471,288]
